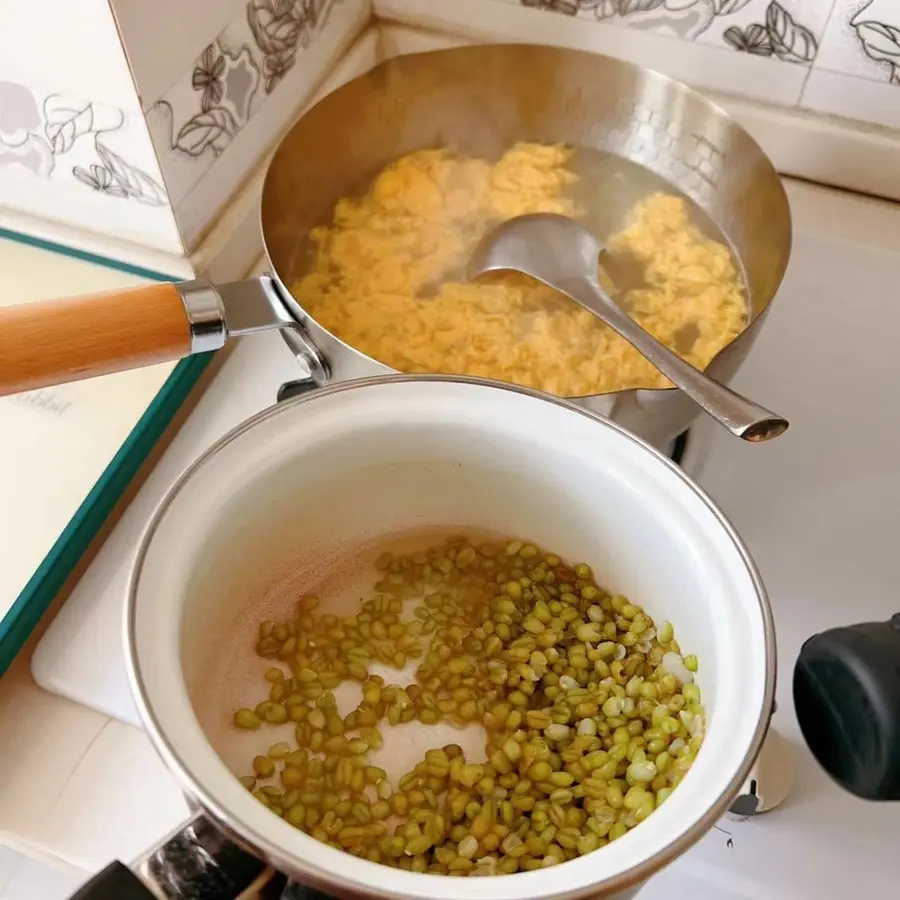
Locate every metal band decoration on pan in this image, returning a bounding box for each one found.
[179,280,228,355]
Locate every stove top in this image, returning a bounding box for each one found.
[31,184,900,897]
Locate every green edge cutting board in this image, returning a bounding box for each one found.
[0,229,214,675]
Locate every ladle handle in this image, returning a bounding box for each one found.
[573,278,788,443]
[0,281,227,397]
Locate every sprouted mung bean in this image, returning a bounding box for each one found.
[231,537,704,875]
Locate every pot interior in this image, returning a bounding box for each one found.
[130,378,772,900]
[262,43,791,337]
[256,45,792,423]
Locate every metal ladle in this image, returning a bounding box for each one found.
[469,213,788,443]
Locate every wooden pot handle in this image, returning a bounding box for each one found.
[0,283,193,397]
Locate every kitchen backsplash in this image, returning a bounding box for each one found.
[125,0,370,248]
[375,0,900,130]
[0,0,897,262]
[0,82,180,254]
[0,0,370,262]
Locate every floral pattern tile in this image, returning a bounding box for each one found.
[814,0,900,83]
[800,0,900,131]
[148,0,338,207]
[0,81,167,205]
[513,0,832,65]
[716,1,823,63]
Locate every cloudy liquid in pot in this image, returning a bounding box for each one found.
[570,147,737,256]
[569,147,749,361]
[197,528,498,781]
[293,145,746,297]
[289,142,749,399]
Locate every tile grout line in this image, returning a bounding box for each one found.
[39,719,117,860]
[799,0,844,105]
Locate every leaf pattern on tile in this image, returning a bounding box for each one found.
[44,97,93,153]
[153,0,332,177]
[519,0,758,38]
[852,0,900,85]
[247,0,334,92]
[173,106,238,158]
[520,0,581,14]
[72,162,129,197]
[43,95,124,154]
[0,80,167,205]
[619,0,666,14]
[766,1,816,63]
[95,138,167,205]
[724,22,772,56]
[711,0,753,13]
[262,50,296,92]
[722,1,817,64]
[71,134,168,204]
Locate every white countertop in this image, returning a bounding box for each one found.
[3,177,900,898]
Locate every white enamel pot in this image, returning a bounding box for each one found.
[70,375,775,900]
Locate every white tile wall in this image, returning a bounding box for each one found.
[0,0,136,109]
[374,0,900,142]
[0,0,370,259]
[0,84,182,255]
[2,0,899,256]
[376,13,900,201]
[813,0,898,81]
[151,0,371,248]
[800,0,900,129]
[693,0,833,58]
[0,0,184,255]
[110,0,250,110]
[375,0,829,105]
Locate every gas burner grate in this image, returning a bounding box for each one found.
[277,378,319,404]
[669,429,690,466]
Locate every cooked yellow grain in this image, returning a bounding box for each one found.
[293,143,745,397]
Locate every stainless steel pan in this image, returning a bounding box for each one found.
[0,44,792,448]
